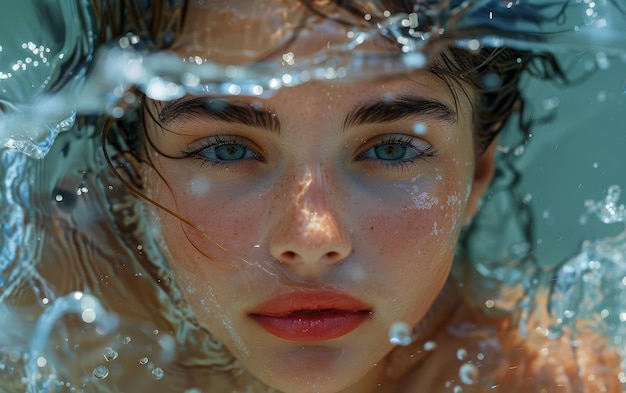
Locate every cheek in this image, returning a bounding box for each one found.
[351,172,469,298]
[377,175,469,243]
[151,170,268,261]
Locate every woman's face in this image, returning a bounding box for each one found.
[143,72,494,392]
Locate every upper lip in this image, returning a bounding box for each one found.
[249,288,372,317]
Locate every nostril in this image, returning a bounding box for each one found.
[326,251,340,260]
[281,251,297,261]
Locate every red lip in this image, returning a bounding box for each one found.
[249,289,372,342]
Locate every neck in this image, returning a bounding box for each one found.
[382,279,462,384]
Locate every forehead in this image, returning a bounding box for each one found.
[173,1,398,63]
[161,1,476,123]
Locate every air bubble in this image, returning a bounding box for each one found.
[139,357,149,365]
[481,72,502,90]
[152,367,164,380]
[423,340,437,351]
[81,309,96,323]
[118,36,130,49]
[36,356,47,367]
[389,321,412,346]
[103,347,118,361]
[227,84,241,95]
[92,365,109,380]
[456,348,467,361]
[468,39,480,51]
[596,52,609,70]
[542,96,560,111]
[459,363,479,385]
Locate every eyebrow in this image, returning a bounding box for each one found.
[342,95,457,129]
[156,94,455,135]
[158,97,281,134]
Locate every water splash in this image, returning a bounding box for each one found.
[0,1,95,158]
[2,0,625,158]
[583,185,626,224]
[24,292,119,391]
[549,185,626,365]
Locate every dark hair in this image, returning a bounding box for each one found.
[431,46,566,152]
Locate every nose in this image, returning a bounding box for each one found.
[269,167,352,274]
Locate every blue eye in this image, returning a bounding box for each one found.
[204,143,256,161]
[358,136,434,164]
[182,136,261,166]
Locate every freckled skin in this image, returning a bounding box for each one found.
[144,73,495,393]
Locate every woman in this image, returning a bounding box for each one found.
[100,1,623,392]
[1,1,621,392]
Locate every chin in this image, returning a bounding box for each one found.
[247,344,375,393]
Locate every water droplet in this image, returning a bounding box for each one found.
[92,365,109,380]
[103,347,118,361]
[123,336,131,344]
[81,309,96,323]
[467,39,481,51]
[481,72,502,90]
[542,96,560,111]
[459,363,479,385]
[139,357,149,365]
[423,340,437,351]
[389,321,412,346]
[412,122,427,135]
[596,52,610,70]
[36,356,47,367]
[152,367,164,380]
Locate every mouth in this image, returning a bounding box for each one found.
[249,289,373,342]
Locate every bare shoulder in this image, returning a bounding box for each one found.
[494,321,622,393]
[387,304,622,393]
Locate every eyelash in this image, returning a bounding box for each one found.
[180,135,263,169]
[356,135,438,169]
[180,134,437,170]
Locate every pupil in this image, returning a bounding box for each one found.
[217,144,244,160]
[377,144,405,160]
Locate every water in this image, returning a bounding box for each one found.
[1,0,626,392]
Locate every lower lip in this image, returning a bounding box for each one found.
[250,310,371,342]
